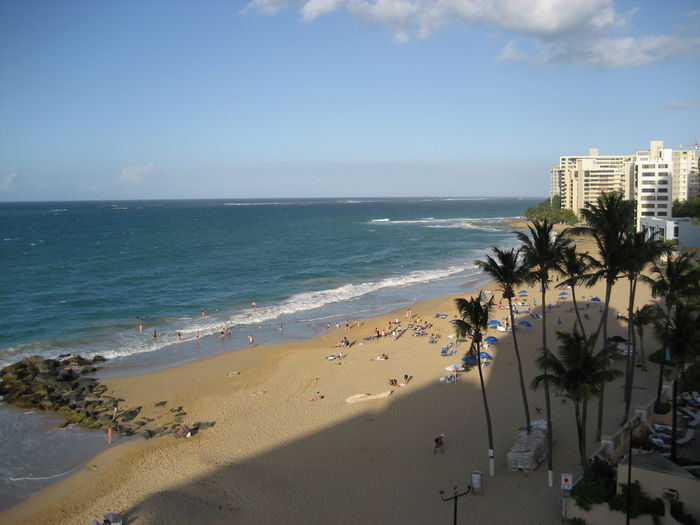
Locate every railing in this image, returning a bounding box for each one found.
[591,384,672,463]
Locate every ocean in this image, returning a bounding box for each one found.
[0,197,539,508]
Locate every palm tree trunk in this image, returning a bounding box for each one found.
[571,286,586,338]
[671,376,678,462]
[581,398,588,472]
[508,296,531,433]
[624,278,640,423]
[574,400,585,471]
[637,326,647,371]
[476,340,495,476]
[541,284,554,487]
[595,279,613,442]
[622,277,635,423]
[655,303,672,407]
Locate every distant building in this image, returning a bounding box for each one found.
[550,141,698,228]
[634,141,673,229]
[549,149,634,216]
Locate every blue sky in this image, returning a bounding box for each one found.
[1,0,699,201]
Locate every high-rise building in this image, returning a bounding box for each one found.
[634,141,673,229]
[549,149,634,216]
[550,141,698,228]
[671,148,699,201]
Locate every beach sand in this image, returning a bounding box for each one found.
[1,239,664,525]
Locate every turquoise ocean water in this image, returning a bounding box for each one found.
[0,197,539,508]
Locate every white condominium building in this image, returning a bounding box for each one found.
[550,149,634,216]
[634,141,673,229]
[671,148,699,202]
[550,141,698,227]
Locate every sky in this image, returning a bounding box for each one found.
[0,0,699,201]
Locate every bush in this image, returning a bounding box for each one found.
[654,402,671,415]
[571,459,616,511]
[680,362,700,393]
[671,500,698,525]
[609,482,664,521]
[524,196,579,225]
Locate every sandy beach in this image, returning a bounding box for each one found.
[1,237,664,525]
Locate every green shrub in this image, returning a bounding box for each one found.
[571,459,616,511]
[609,482,664,520]
[654,402,671,415]
[670,500,698,525]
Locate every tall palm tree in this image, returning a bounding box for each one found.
[644,253,700,406]
[653,303,700,461]
[532,330,621,472]
[556,245,590,338]
[453,292,496,476]
[631,304,660,372]
[570,192,635,441]
[476,247,531,433]
[517,219,571,487]
[619,230,669,423]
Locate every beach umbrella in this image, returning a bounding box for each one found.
[479,351,493,360]
[591,297,601,302]
[559,291,569,296]
[484,336,498,343]
[518,320,532,327]
[608,335,628,343]
[487,320,501,326]
[461,356,477,365]
[445,364,462,372]
[518,290,528,295]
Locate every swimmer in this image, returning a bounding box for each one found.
[177,332,182,342]
[251,301,257,312]
[152,329,157,338]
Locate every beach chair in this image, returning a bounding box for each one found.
[677,428,695,446]
[682,392,700,407]
[441,346,452,357]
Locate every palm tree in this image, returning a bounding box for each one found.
[631,304,660,372]
[453,292,496,476]
[476,247,531,433]
[644,253,700,406]
[653,303,700,461]
[556,245,589,338]
[570,192,635,441]
[619,230,668,423]
[532,330,621,472]
[517,219,571,487]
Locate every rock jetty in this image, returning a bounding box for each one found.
[0,355,215,439]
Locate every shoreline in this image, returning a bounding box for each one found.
[1,234,666,524]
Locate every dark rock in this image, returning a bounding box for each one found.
[91,355,107,363]
[119,406,142,422]
[140,429,155,439]
[194,421,216,431]
[154,400,167,407]
[170,406,183,413]
[80,366,97,375]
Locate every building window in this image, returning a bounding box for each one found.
[658,180,668,185]
[641,188,655,193]
[657,196,669,201]
[641,204,655,208]
[658,188,668,193]
[657,212,668,216]
[642,172,655,176]
[641,212,654,216]
[674,227,679,237]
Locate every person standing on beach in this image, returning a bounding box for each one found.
[251,301,257,312]
[248,334,255,346]
[152,329,157,338]
[434,434,445,454]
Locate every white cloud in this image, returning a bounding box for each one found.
[117,163,155,183]
[244,0,699,68]
[664,98,700,109]
[1,172,18,191]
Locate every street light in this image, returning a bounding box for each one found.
[440,485,472,525]
[625,418,641,525]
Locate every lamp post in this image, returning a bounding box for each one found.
[440,485,472,525]
[625,418,641,525]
